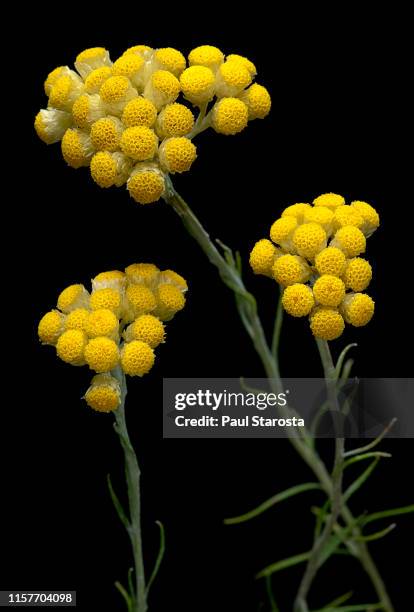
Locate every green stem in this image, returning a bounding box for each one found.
[113,367,147,612]
[271,291,284,363]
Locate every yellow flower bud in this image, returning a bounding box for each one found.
[281,203,312,224]
[72,93,106,129]
[272,254,311,286]
[99,76,137,116]
[64,308,90,332]
[56,329,88,365]
[158,137,197,173]
[342,257,372,292]
[215,61,252,97]
[34,108,72,144]
[158,269,188,291]
[90,151,133,188]
[84,337,120,372]
[155,103,195,138]
[85,309,119,339]
[304,207,334,236]
[121,340,155,377]
[123,314,165,348]
[84,373,121,412]
[38,310,66,345]
[314,247,346,277]
[154,284,186,321]
[61,128,94,168]
[75,47,112,78]
[211,97,248,135]
[152,47,186,77]
[341,293,375,327]
[188,45,224,72]
[313,274,346,307]
[49,72,84,111]
[333,205,364,231]
[331,226,366,257]
[239,83,271,120]
[270,217,297,252]
[310,307,345,341]
[125,263,160,285]
[249,239,281,277]
[127,163,165,204]
[57,284,90,313]
[350,201,380,235]
[143,70,181,111]
[44,66,70,96]
[84,66,112,94]
[180,66,216,105]
[112,53,145,90]
[120,126,158,161]
[122,97,158,128]
[293,223,327,260]
[313,193,345,210]
[226,54,257,76]
[92,270,126,291]
[282,284,315,317]
[90,288,123,317]
[125,284,157,319]
[90,116,124,152]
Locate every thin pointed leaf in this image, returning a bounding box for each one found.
[256,552,310,578]
[265,575,279,612]
[107,474,130,530]
[344,418,397,458]
[312,604,382,612]
[146,521,166,596]
[114,581,132,612]
[239,377,267,396]
[312,591,353,610]
[343,458,380,503]
[224,483,322,525]
[341,358,354,382]
[344,451,392,468]
[363,504,414,526]
[355,523,396,542]
[127,568,134,600]
[335,343,358,379]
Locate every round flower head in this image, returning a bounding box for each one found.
[158,269,188,291]
[125,284,157,319]
[180,66,216,105]
[44,66,70,96]
[90,288,123,317]
[188,45,224,71]
[57,284,90,313]
[152,47,186,77]
[64,308,89,332]
[49,71,84,111]
[215,61,252,97]
[270,217,298,251]
[122,97,157,128]
[293,222,327,260]
[84,337,119,372]
[226,54,257,76]
[90,116,124,152]
[341,293,375,327]
[56,329,88,365]
[120,126,158,161]
[331,226,366,257]
[90,151,133,188]
[123,45,153,58]
[281,203,312,224]
[127,163,165,204]
[272,254,311,286]
[124,314,165,348]
[125,263,160,285]
[350,201,380,235]
[72,93,106,129]
[112,53,145,90]
[85,309,119,339]
[75,47,111,78]
[121,340,155,377]
[211,97,248,135]
[84,66,112,94]
[155,103,195,138]
[310,307,345,341]
[92,270,126,291]
[143,70,181,111]
[313,274,345,307]
[34,108,72,145]
[304,207,334,236]
[239,83,271,120]
[282,284,315,317]
[158,137,197,173]
[315,246,346,277]
[99,76,137,116]
[249,239,280,277]
[313,193,345,210]
[38,310,66,345]
[154,284,186,321]
[84,373,121,412]
[333,205,364,231]
[61,128,94,168]
[342,257,372,292]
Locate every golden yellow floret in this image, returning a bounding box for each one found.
[144,70,181,110]
[112,54,145,90]
[126,284,157,317]
[188,45,224,71]
[215,61,252,97]
[331,226,366,257]
[226,54,257,76]
[121,340,155,376]
[342,257,372,292]
[314,247,346,277]
[249,239,279,277]
[99,76,137,114]
[72,93,105,129]
[123,45,153,57]
[75,47,111,78]
[293,222,327,259]
[350,201,380,235]
[156,103,195,138]
[304,207,334,235]
[61,128,94,168]
[124,314,165,348]
[57,284,90,313]
[282,284,315,317]
[64,308,90,331]
[313,193,345,210]
[341,293,375,327]
[154,284,186,321]
[44,66,67,95]
[127,163,165,204]
[34,108,72,144]
[239,83,271,120]
[90,288,122,316]
[313,274,346,307]
[92,270,126,291]
[272,254,311,286]
[90,117,123,151]
[158,137,197,173]
[180,66,216,105]
[211,97,248,135]
[125,263,160,284]
[85,373,121,412]
[153,47,186,76]
[84,337,119,372]
[281,203,312,224]
[333,205,364,230]
[310,307,345,340]
[270,217,297,248]
[90,151,132,188]
[158,269,188,291]
[38,310,66,345]
[85,309,119,338]
[120,126,158,161]
[122,97,157,128]
[49,72,84,111]
[84,66,112,94]
[56,329,88,365]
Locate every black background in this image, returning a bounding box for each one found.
[2,6,413,611]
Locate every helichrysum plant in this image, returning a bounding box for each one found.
[38,263,187,612]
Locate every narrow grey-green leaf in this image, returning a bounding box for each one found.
[256,552,310,578]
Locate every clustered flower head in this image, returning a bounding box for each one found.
[250,194,379,341]
[35,45,271,205]
[38,264,188,412]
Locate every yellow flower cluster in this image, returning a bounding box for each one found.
[250,194,379,341]
[35,44,271,205]
[38,263,188,412]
